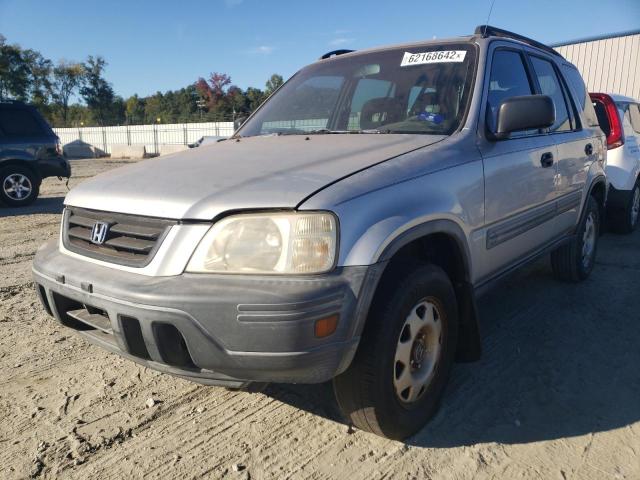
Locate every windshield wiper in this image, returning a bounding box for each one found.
[306,128,384,135]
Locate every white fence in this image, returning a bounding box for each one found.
[53,121,234,156]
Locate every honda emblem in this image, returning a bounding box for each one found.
[90,221,110,245]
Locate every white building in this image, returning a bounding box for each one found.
[552,30,640,100]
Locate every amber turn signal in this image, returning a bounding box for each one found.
[314,314,339,338]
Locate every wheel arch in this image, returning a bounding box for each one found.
[359,220,482,363]
[586,175,607,229]
[0,158,41,183]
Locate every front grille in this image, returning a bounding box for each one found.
[62,207,176,267]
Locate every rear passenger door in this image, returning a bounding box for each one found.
[478,47,561,279]
[528,56,593,235]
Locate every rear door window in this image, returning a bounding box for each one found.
[0,108,48,138]
[530,56,572,132]
[561,64,600,128]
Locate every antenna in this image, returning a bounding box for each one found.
[483,0,497,37]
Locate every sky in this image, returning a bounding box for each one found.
[1,0,638,99]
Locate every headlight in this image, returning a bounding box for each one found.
[186,212,338,274]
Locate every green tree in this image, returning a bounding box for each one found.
[79,55,115,125]
[265,73,284,96]
[0,35,31,100]
[22,49,53,107]
[125,94,145,124]
[52,60,84,126]
[245,87,267,112]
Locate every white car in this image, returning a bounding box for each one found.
[590,93,640,233]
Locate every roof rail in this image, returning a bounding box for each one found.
[319,49,354,60]
[0,99,25,105]
[475,25,562,58]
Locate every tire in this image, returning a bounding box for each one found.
[0,166,40,207]
[551,196,600,282]
[609,182,640,234]
[333,264,458,440]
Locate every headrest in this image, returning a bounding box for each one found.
[360,97,403,130]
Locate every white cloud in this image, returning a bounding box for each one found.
[329,37,354,47]
[246,45,275,55]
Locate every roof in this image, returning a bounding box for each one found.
[317,35,475,62]
[318,25,562,63]
[551,29,640,47]
[607,93,639,104]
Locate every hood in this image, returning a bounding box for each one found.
[64,134,445,220]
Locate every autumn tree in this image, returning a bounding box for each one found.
[195,72,232,110]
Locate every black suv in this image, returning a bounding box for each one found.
[0,101,70,206]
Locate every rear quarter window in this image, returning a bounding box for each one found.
[560,65,600,128]
[628,103,640,134]
[0,108,48,138]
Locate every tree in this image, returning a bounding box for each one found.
[245,87,266,112]
[0,35,31,100]
[52,60,84,125]
[22,49,53,107]
[265,73,284,96]
[125,94,145,124]
[195,72,232,112]
[79,55,115,125]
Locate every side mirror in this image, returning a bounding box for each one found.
[234,115,248,131]
[491,95,555,140]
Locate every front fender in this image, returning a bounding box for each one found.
[325,159,483,277]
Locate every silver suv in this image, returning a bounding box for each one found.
[33,26,607,440]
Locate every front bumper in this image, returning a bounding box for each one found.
[33,240,376,387]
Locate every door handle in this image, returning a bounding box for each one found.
[585,143,593,155]
[540,152,554,168]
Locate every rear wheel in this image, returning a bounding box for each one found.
[551,196,600,282]
[609,183,640,234]
[0,166,40,207]
[333,264,458,440]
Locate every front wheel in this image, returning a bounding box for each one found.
[0,166,40,207]
[551,196,600,282]
[333,264,458,440]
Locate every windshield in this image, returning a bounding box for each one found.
[238,43,477,137]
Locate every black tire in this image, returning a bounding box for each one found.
[551,196,600,282]
[333,264,458,440]
[0,165,40,207]
[608,182,640,234]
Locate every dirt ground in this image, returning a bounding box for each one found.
[0,158,639,480]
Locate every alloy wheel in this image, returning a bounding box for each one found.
[2,173,32,201]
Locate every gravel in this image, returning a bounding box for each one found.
[0,158,638,479]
